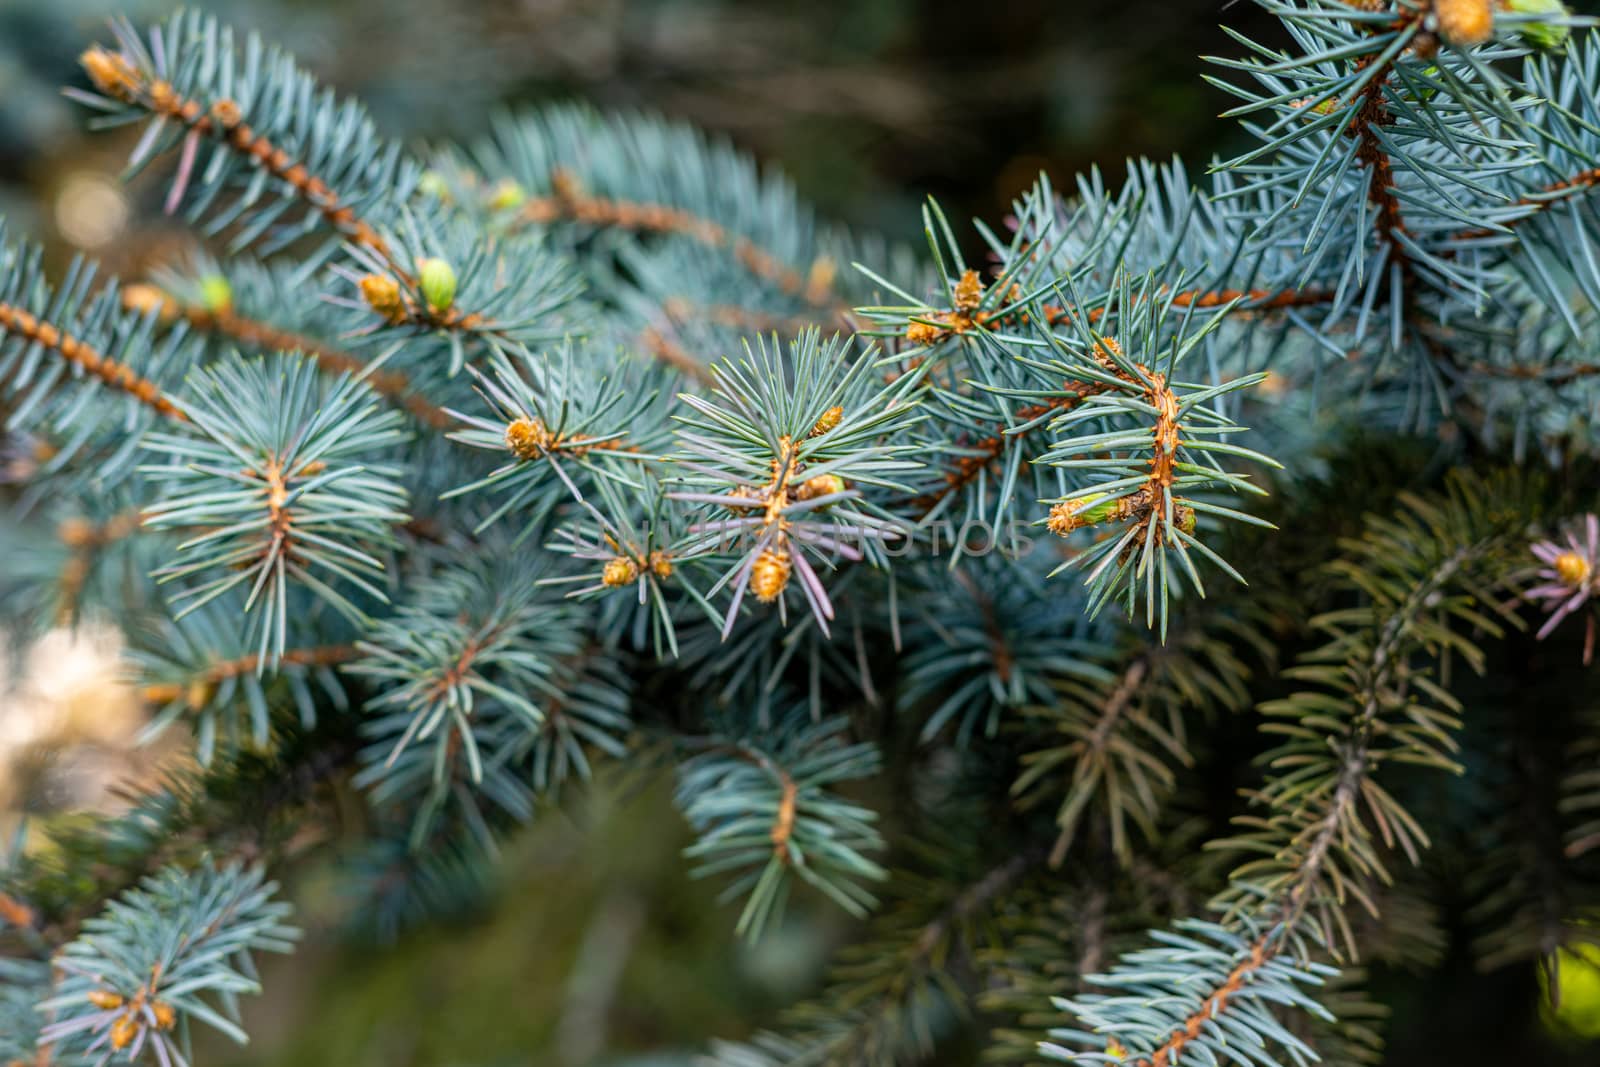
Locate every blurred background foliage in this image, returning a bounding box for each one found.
[0,0,1293,269]
[4,2,1599,1065]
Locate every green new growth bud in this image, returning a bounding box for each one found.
[417,170,452,203]
[1505,0,1572,49]
[796,473,847,502]
[199,274,232,314]
[1046,492,1123,537]
[488,179,527,212]
[418,257,457,315]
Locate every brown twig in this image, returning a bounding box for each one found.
[910,383,1116,519]
[139,644,357,705]
[639,326,715,384]
[904,283,1333,348]
[770,771,798,863]
[0,302,185,420]
[125,287,453,429]
[520,167,844,310]
[1125,931,1275,1067]
[82,48,402,278]
[1453,166,1600,245]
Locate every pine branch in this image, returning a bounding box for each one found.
[1047,472,1539,1066]
[40,862,296,1062]
[122,284,454,430]
[678,714,886,940]
[0,302,183,421]
[78,27,402,274]
[140,354,411,664]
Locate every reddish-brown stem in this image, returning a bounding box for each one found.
[133,289,453,429]
[910,383,1115,519]
[0,890,36,930]
[770,772,798,863]
[0,302,185,420]
[83,48,409,280]
[1454,166,1600,244]
[520,168,843,309]
[907,286,1333,348]
[139,644,357,704]
[1354,71,1411,282]
[1129,931,1277,1067]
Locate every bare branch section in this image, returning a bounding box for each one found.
[520,166,843,309]
[0,301,184,420]
[139,645,358,705]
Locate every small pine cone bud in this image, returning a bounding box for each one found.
[648,551,673,580]
[1046,493,1121,537]
[418,258,457,315]
[905,320,945,345]
[185,678,215,711]
[109,1014,139,1051]
[1556,550,1592,587]
[1504,0,1572,49]
[1105,1038,1128,1060]
[121,284,178,324]
[360,274,408,323]
[1095,336,1124,362]
[795,474,846,501]
[504,417,552,460]
[80,47,140,101]
[602,557,640,587]
[87,990,125,1011]
[953,269,984,312]
[1174,503,1197,537]
[1434,0,1493,46]
[210,99,243,128]
[488,179,526,212]
[810,406,843,438]
[150,1000,177,1031]
[750,548,792,604]
[199,274,233,315]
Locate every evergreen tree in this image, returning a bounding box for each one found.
[1,2,1599,1064]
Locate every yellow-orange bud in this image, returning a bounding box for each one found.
[953,269,984,312]
[121,284,178,324]
[810,406,843,438]
[359,274,407,323]
[109,1014,139,1051]
[151,999,177,1031]
[504,417,553,460]
[602,557,639,587]
[750,548,792,604]
[1434,0,1493,46]
[795,474,846,501]
[1555,550,1592,587]
[81,47,141,101]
